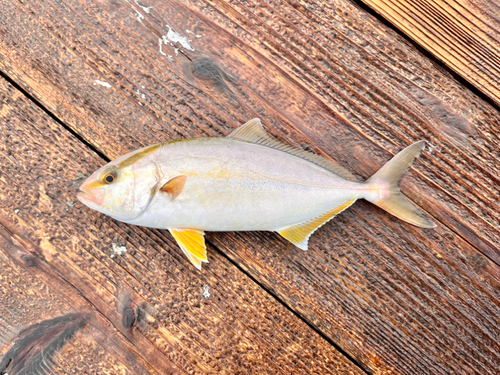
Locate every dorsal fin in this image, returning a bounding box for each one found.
[228,119,358,181]
[278,199,356,250]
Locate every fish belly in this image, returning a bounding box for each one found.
[132,138,363,231]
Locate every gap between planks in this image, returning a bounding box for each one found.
[355,0,500,109]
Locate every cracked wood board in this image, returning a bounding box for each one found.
[0,225,174,375]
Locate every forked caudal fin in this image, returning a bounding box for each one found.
[365,141,436,228]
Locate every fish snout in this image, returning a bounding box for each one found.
[77,185,105,207]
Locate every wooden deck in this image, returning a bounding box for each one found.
[0,0,499,374]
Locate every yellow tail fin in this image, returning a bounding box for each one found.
[366,141,436,228]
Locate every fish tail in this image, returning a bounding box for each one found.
[365,141,436,228]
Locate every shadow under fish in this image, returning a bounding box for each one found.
[0,312,90,375]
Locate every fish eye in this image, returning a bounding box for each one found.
[102,171,117,184]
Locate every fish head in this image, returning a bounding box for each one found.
[77,144,161,221]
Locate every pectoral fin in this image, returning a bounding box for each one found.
[278,200,356,250]
[169,228,208,270]
[161,175,187,200]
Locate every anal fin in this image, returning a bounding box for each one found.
[278,200,356,250]
[169,228,208,270]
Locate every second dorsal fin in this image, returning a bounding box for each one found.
[228,119,357,181]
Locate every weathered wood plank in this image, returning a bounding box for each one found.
[359,0,500,106]
[0,215,179,375]
[2,0,500,266]
[1,0,500,374]
[0,78,362,373]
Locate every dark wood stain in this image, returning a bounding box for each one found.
[0,0,499,374]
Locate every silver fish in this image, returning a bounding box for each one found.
[77,119,435,269]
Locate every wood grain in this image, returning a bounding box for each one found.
[1,0,500,374]
[0,209,178,375]
[0,78,362,374]
[360,0,500,106]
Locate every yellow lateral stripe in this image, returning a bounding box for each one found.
[279,200,356,250]
[118,144,161,169]
[85,180,104,189]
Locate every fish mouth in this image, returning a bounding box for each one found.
[77,188,103,207]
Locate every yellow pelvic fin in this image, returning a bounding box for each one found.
[278,200,356,250]
[161,175,187,200]
[169,228,208,270]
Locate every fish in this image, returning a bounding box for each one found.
[77,119,435,270]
